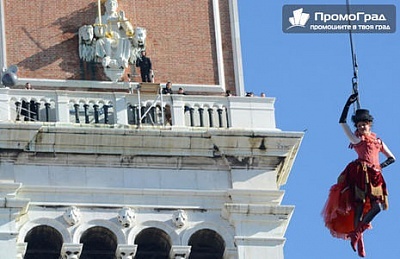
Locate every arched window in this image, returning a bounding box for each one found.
[188,229,225,259]
[135,227,171,259]
[24,225,63,259]
[80,226,118,259]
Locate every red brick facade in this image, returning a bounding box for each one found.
[4,0,235,92]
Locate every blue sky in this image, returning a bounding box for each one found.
[238,1,399,258]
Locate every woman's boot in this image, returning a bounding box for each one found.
[348,222,368,252]
[357,233,366,257]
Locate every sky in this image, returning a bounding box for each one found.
[238,1,400,258]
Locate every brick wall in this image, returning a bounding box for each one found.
[4,0,235,92]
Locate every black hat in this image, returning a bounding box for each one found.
[351,109,374,124]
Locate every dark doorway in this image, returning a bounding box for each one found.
[24,225,63,259]
[80,226,118,259]
[188,229,225,259]
[135,227,171,259]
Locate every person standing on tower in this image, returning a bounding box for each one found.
[136,51,152,82]
[322,92,395,257]
[162,82,173,95]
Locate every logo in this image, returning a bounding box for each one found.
[282,5,396,33]
[287,8,310,29]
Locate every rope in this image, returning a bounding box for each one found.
[346,0,361,110]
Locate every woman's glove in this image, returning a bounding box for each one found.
[339,92,358,123]
[380,157,395,169]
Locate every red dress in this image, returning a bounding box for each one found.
[322,132,387,239]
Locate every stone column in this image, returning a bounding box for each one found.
[16,243,27,259]
[115,96,128,125]
[222,203,292,259]
[170,96,185,127]
[223,247,237,259]
[0,183,30,259]
[56,93,71,123]
[0,88,10,121]
[0,0,7,72]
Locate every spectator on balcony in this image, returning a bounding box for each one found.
[246,92,254,97]
[225,90,232,97]
[177,87,186,95]
[136,51,152,82]
[260,92,266,97]
[25,82,33,90]
[162,81,173,95]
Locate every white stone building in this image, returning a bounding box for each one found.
[0,1,303,258]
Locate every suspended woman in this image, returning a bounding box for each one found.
[322,92,395,257]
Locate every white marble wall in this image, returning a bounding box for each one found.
[0,104,303,259]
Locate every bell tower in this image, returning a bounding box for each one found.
[0,1,303,258]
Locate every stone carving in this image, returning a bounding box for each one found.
[129,27,147,64]
[61,243,83,259]
[63,206,81,226]
[169,245,191,259]
[172,209,187,228]
[78,25,96,62]
[78,0,146,82]
[116,244,137,259]
[62,250,81,259]
[117,207,136,228]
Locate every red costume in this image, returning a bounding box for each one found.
[322,132,388,239]
[322,94,395,257]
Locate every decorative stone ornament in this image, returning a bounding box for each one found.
[117,207,136,228]
[63,206,81,226]
[78,25,96,62]
[172,209,188,228]
[169,245,191,259]
[116,244,137,259]
[61,243,83,259]
[78,0,146,82]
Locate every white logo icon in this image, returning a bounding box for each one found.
[287,8,310,29]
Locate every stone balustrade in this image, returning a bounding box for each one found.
[0,87,278,130]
